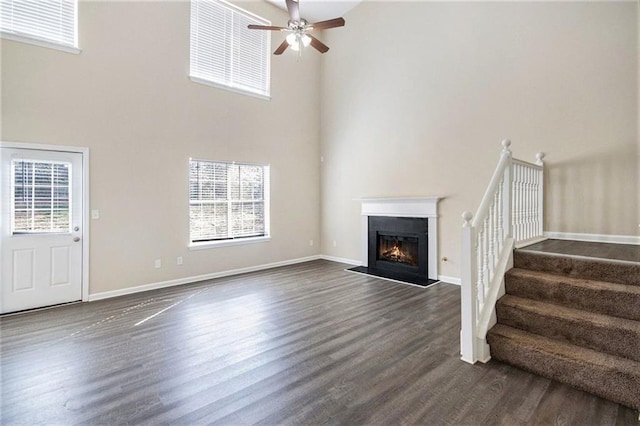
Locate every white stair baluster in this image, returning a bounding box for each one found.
[477,226,485,311]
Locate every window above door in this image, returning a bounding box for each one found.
[0,0,80,53]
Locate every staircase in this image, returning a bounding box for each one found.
[487,249,640,409]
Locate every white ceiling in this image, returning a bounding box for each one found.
[264,0,361,23]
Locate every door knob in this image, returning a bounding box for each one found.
[73,237,80,242]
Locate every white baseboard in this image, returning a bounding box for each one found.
[544,232,640,246]
[88,255,322,301]
[319,255,362,266]
[438,275,461,285]
[89,253,454,302]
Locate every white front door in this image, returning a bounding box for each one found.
[1,148,84,314]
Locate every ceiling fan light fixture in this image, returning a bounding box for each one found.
[247,0,345,56]
[286,33,297,46]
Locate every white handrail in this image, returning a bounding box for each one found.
[460,140,545,364]
[472,146,511,229]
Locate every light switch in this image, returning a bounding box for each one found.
[91,210,100,220]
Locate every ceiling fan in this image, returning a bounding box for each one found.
[247,0,345,55]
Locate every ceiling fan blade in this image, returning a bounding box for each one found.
[310,17,345,31]
[274,39,289,55]
[248,24,287,31]
[285,0,300,22]
[308,34,329,53]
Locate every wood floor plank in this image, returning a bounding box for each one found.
[1,260,637,425]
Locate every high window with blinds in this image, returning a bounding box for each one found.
[189,159,270,244]
[0,0,78,50]
[190,0,271,99]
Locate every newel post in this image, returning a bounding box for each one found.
[460,211,478,364]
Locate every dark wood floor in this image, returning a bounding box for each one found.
[521,239,640,263]
[1,260,637,425]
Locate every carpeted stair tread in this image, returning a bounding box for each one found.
[505,268,640,321]
[487,324,640,409]
[496,295,640,362]
[514,251,640,286]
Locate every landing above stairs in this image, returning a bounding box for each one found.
[487,239,640,410]
[519,238,640,263]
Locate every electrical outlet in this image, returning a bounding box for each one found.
[332,240,337,247]
[154,259,162,268]
[177,256,183,265]
[309,239,314,246]
[91,210,100,219]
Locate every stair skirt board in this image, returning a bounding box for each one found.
[488,249,640,410]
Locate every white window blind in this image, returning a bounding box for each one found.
[12,159,72,234]
[189,159,269,243]
[0,0,77,48]
[190,0,270,99]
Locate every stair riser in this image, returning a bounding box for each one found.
[505,274,640,321]
[487,332,640,409]
[496,303,640,362]
[514,252,640,286]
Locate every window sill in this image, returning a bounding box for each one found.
[189,76,271,101]
[1,32,81,54]
[189,236,271,250]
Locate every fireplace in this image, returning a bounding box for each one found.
[367,216,430,283]
[349,197,440,287]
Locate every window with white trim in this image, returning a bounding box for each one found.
[190,0,271,99]
[0,0,78,50]
[189,159,269,244]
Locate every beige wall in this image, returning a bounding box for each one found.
[1,0,322,295]
[320,1,638,279]
[2,1,638,292]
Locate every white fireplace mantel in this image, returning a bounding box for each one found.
[359,197,440,280]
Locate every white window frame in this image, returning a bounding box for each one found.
[189,159,270,250]
[189,0,271,100]
[0,0,81,54]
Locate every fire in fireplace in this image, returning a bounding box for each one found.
[378,235,419,266]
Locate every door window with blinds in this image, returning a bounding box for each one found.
[0,0,78,51]
[189,159,270,245]
[11,159,71,234]
[189,0,270,99]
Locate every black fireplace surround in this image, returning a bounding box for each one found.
[369,216,428,276]
[349,216,436,287]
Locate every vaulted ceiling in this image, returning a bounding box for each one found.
[264,0,361,21]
